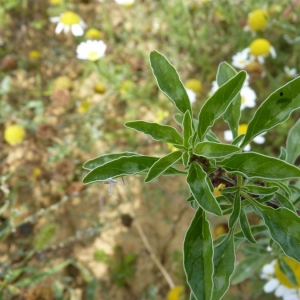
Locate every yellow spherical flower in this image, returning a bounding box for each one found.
[213,183,226,197]
[248,9,268,31]
[4,125,26,145]
[94,83,106,94]
[250,38,270,56]
[85,28,102,39]
[49,0,62,5]
[53,76,73,90]
[167,286,183,300]
[29,50,41,59]
[77,100,91,114]
[185,79,202,94]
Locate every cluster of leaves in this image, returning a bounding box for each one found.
[83,51,300,299]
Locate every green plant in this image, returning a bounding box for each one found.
[83,51,300,300]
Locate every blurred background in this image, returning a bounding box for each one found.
[0,0,300,299]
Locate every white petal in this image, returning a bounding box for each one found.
[55,23,64,34]
[64,25,70,34]
[257,56,265,64]
[224,130,233,142]
[262,262,275,275]
[72,24,84,36]
[186,88,196,104]
[275,285,287,297]
[253,135,265,144]
[270,47,277,58]
[264,278,279,293]
[50,16,60,23]
[244,144,251,151]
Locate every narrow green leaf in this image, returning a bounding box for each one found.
[239,209,256,243]
[219,152,300,180]
[183,111,193,148]
[234,224,267,240]
[150,51,192,115]
[197,71,246,141]
[229,193,241,229]
[241,77,300,148]
[182,151,190,167]
[278,256,299,287]
[275,192,295,212]
[83,152,139,170]
[184,208,213,300]
[83,156,158,184]
[279,147,287,161]
[231,255,264,285]
[250,198,300,262]
[242,185,279,195]
[190,293,197,300]
[125,121,183,145]
[212,230,235,300]
[217,62,241,139]
[160,166,187,176]
[286,118,300,164]
[194,142,240,158]
[145,151,182,182]
[187,163,222,216]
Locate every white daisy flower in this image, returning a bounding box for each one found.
[76,40,107,61]
[232,48,254,69]
[186,88,196,104]
[115,0,134,6]
[284,67,298,78]
[261,258,300,300]
[50,11,86,36]
[224,123,265,151]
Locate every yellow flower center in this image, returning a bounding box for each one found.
[238,124,248,135]
[4,125,26,145]
[29,50,41,59]
[185,79,202,94]
[213,183,226,197]
[77,100,91,114]
[274,257,300,288]
[241,96,245,104]
[120,80,135,95]
[87,51,100,61]
[60,11,81,25]
[167,286,183,300]
[49,0,62,5]
[213,223,228,239]
[94,83,106,94]
[248,9,268,31]
[85,28,102,39]
[33,167,42,177]
[250,38,271,56]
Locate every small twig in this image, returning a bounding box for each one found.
[134,220,175,289]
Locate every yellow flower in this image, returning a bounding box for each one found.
[60,11,80,25]
[85,28,102,39]
[53,76,73,90]
[4,125,26,145]
[213,223,228,239]
[120,80,135,95]
[94,83,106,94]
[250,38,272,56]
[248,9,268,31]
[29,50,41,59]
[238,123,248,135]
[213,183,226,197]
[185,79,202,94]
[77,100,91,114]
[49,0,62,5]
[167,286,183,300]
[274,257,300,289]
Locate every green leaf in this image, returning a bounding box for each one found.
[194,142,240,158]
[242,185,279,195]
[182,151,190,167]
[231,255,264,285]
[278,256,299,287]
[83,156,158,184]
[275,192,295,212]
[150,51,192,115]
[184,208,213,300]
[286,118,300,164]
[239,209,256,243]
[219,152,300,180]
[212,230,235,300]
[145,151,182,182]
[279,147,287,161]
[187,163,222,216]
[197,71,246,141]
[83,152,139,170]
[217,62,241,139]
[241,77,300,148]
[183,111,194,148]
[229,193,241,229]
[125,121,183,145]
[250,198,300,262]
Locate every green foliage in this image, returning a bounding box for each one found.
[83,52,300,300]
